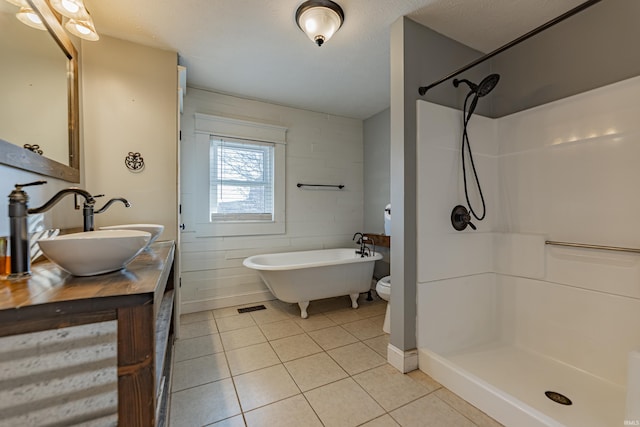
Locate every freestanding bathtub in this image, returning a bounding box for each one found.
[243,248,382,318]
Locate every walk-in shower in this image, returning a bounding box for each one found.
[414,1,639,426]
[416,77,639,427]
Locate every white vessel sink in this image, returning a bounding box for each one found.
[37,230,151,276]
[99,223,164,247]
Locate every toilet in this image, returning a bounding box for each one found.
[376,276,391,334]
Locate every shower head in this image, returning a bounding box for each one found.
[453,74,500,97]
[477,74,500,97]
[455,73,501,121]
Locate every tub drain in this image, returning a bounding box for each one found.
[545,391,572,406]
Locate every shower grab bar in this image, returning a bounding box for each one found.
[297,183,345,189]
[545,240,640,254]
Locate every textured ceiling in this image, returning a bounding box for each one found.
[83,0,587,120]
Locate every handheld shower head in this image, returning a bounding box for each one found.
[477,74,500,97]
[453,74,500,97]
[455,73,501,121]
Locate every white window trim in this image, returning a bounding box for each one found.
[194,113,287,237]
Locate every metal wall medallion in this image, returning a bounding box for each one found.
[125,152,144,172]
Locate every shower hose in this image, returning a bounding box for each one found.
[461,92,486,221]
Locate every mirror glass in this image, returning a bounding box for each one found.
[0,0,79,182]
[0,3,68,165]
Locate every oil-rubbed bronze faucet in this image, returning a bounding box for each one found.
[83,197,131,232]
[96,197,131,214]
[8,181,95,278]
[353,232,374,257]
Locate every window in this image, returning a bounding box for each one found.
[194,113,286,237]
[210,137,274,221]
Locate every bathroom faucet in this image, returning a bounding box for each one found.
[353,232,373,257]
[82,197,131,232]
[29,187,96,231]
[96,197,131,213]
[8,181,95,278]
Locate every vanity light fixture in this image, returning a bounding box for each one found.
[295,0,344,47]
[3,0,45,30]
[4,0,45,30]
[49,0,86,19]
[51,0,100,41]
[4,0,99,40]
[16,6,47,30]
[64,15,99,41]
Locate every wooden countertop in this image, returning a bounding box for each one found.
[0,240,175,335]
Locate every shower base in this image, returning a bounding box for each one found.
[419,344,625,427]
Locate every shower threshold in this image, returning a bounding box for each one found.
[420,344,625,427]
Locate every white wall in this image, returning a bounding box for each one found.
[495,76,640,386]
[498,75,640,251]
[180,89,364,313]
[416,100,498,284]
[81,36,178,240]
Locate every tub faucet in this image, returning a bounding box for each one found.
[8,181,95,278]
[353,232,372,257]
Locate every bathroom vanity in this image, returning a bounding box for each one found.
[0,240,175,427]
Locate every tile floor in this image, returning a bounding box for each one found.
[170,295,503,427]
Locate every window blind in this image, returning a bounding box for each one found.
[209,137,274,221]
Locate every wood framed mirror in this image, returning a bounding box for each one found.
[0,0,80,183]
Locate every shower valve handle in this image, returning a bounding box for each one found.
[451,205,476,231]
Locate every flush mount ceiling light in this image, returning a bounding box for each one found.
[295,0,344,47]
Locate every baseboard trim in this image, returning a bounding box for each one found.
[387,343,419,373]
[181,290,275,314]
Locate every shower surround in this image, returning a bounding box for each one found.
[415,76,640,426]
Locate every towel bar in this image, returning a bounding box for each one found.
[296,183,344,189]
